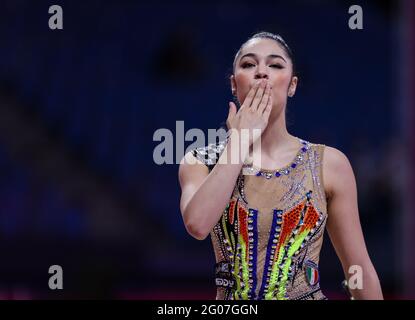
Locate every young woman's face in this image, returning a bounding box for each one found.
[231,38,297,115]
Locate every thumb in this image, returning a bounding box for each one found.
[228,101,237,119]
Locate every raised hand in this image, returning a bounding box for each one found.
[226,79,273,147]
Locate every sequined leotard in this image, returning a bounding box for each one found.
[192,137,328,300]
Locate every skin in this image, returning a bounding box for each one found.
[230,38,300,169]
[179,38,383,299]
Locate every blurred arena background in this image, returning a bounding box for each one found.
[0,0,413,299]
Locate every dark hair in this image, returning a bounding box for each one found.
[232,31,296,76]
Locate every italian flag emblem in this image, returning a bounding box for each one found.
[305,260,319,286]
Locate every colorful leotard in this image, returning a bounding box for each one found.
[192,137,328,300]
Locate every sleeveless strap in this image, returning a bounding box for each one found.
[191,139,228,172]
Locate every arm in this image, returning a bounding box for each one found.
[323,146,383,300]
[178,80,273,240]
[178,131,248,240]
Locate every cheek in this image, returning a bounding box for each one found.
[234,74,252,101]
[271,73,292,90]
[235,73,251,88]
[270,77,292,99]
[269,76,292,104]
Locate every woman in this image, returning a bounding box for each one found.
[178,32,383,300]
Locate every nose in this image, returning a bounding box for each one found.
[254,64,268,80]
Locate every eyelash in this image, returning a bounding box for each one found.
[241,62,284,69]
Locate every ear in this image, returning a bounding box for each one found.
[230,75,237,95]
[288,76,298,97]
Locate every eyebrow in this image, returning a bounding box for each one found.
[239,53,287,63]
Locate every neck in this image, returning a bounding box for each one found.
[256,109,297,156]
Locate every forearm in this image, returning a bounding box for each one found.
[345,264,384,300]
[183,131,249,239]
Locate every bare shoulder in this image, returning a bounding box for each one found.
[322,146,356,199]
[323,146,351,170]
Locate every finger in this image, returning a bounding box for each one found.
[262,94,272,119]
[240,81,260,111]
[228,101,237,119]
[250,80,267,111]
[257,83,271,114]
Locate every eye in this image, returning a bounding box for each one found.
[241,62,255,68]
[270,64,284,69]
